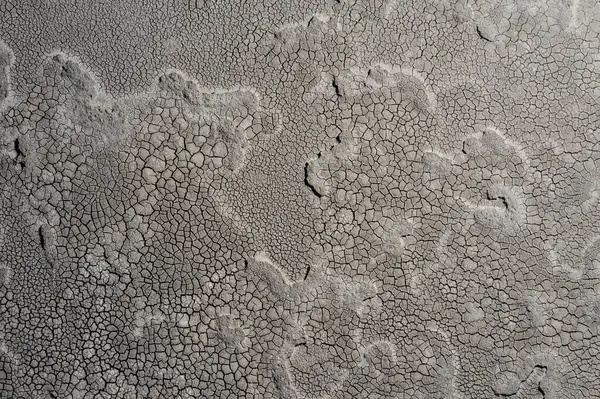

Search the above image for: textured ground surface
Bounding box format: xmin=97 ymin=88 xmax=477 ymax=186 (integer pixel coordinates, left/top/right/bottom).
xmin=1 ymin=0 xmax=600 ymax=398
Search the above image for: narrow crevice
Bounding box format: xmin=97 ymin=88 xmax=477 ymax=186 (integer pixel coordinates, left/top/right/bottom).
xmin=487 ymin=192 xmax=510 ymax=211
xmin=534 ymin=365 xmax=547 ymax=399
xmin=476 ymin=25 xmax=492 ymax=42
xmin=14 ymin=138 xmax=22 ymax=158
xmin=538 ymin=384 xmax=546 ymax=399
xmin=461 ymin=141 xmax=468 ymax=154
xmin=304 ymin=163 xmax=322 ymax=198
xmin=303 ymin=265 xmax=310 ymax=280
xmin=13 ymin=138 xmax=25 ymax=167
xmin=38 ymin=225 xmax=53 ymax=266
xmin=38 ymin=226 xmax=46 ymax=252
xmin=331 ymin=75 xmax=342 ymax=97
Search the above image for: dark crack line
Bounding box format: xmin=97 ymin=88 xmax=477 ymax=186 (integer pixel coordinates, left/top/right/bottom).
xmin=304 ymin=163 xmax=322 ymax=198
xmin=476 ymin=25 xmax=492 ymax=42
xmin=303 ymin=265 xmax=310 ymax=280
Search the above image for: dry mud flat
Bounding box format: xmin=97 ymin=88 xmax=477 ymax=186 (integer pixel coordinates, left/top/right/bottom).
xmin=1 ymin=0 xmax=600 ymax=398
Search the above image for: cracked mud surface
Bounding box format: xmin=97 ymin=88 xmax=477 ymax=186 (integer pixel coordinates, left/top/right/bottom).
xmin=1 ymin=0 xmax=600 ymax=398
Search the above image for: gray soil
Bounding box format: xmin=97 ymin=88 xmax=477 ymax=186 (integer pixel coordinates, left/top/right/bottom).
xmin=0 ymin=0 xmax=600 ymax=398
